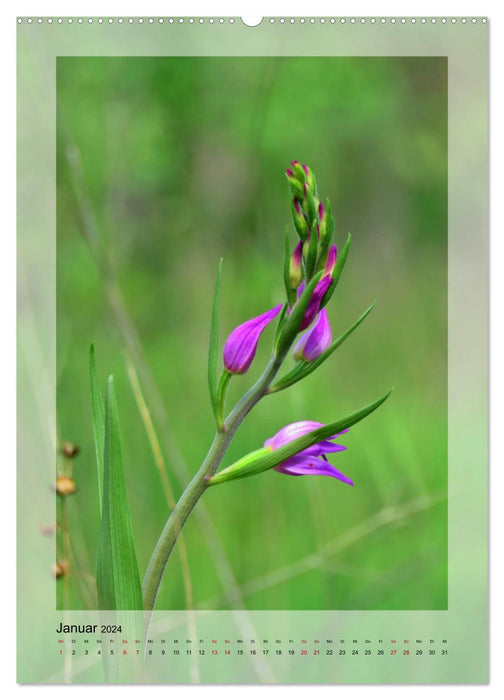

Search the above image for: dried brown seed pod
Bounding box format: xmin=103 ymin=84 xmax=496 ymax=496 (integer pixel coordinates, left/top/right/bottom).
xmin=52 ymin=561 xmax=68 ymax=578
xmin=55 ymin=475 xmax=77 ymax=497
xmin=62 ymin=442 xmax=80 ymax=458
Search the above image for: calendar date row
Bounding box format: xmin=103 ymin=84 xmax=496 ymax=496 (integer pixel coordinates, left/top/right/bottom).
xmin=59 ymin=648 xmax=448 ymax=657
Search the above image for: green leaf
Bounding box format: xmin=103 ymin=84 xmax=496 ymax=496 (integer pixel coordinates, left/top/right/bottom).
xmin=89 ymin=344 xmax=105 ymax=515
xmin=96 ymin=376 xmax=143 ymax=610
xmin=321 ymin=232 xmax=351 ymax=308
xmin=275 ymin=271 xmax=323 ymax=359
xmin=270 ymin=301 xmax=376 ymax=393
xmin=207 ymin=389 xmax=392 ymax=485
xmin=208 ymin=258 xmax=223 ymax=425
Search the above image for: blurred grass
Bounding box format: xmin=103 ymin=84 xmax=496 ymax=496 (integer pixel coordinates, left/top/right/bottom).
xmin=56 ymin=56 xmax=447 ymax=610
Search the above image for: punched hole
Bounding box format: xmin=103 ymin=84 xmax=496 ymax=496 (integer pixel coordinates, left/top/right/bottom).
xmin=241 ymin=16 xmax=263 ymax=27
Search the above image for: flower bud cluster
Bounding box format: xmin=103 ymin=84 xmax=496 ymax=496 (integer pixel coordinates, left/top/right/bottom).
xmin=223 ymin=163 xmax=341 ymax=378
xmin=285 ymin=160 xmax=335 ymax=289
xmin=283 ymin=161 xmax=339 ymax=362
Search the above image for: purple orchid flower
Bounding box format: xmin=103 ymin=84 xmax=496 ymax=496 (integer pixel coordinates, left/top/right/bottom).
xmin=223 ymin=304 xmax=283 ymax=375
xmin=264 ymin=421 xmax=353 ymax=484
xmin=293 ymin=308 xmax=332 ymax=362
xmin=296 ymin=275 xmax=332 ymax=330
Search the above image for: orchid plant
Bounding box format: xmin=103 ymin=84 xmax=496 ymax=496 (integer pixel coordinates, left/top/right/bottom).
xmin=90 ymin=162 xmax=391 ymax=615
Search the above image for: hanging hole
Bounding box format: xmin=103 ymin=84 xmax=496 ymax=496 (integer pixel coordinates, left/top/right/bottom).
xmin=241 ymin=16 xmax=263 ymax=27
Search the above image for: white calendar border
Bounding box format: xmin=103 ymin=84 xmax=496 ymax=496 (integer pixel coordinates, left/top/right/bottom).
xmin=15 ymin=8 xmax=488 ymax=686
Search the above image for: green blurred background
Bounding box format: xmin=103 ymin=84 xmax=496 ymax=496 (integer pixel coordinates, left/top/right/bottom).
xmin=56 ymin=56 xmax=447 ymax=611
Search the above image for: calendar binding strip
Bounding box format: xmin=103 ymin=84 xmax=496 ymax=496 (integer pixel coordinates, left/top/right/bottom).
xmin=16 ymin=16 xmax=489 ymax=25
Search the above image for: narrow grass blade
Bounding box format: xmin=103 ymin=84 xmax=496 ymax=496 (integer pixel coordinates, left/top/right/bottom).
xmin=208 ymin=389 xmax=392 ymax=485
xmin=208 ymin=258 xmax=223 ymax=425
xmin=270 ymin=301 xmax=376 ymax=393
xmin=89 ymin=344 xmax=105 ymax=514
xmin=96 ymin=376 xmax=143 ymax=610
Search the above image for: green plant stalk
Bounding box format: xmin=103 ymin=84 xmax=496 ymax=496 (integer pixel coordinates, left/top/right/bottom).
xmin=142 ymin=355 xmax=282 ymax=612
xmin=143 ymin=269 xmax=343 ymax=611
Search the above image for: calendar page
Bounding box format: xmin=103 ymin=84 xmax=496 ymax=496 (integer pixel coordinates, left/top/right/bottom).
xmin=17 ymin=15 xmax=488 ymax=684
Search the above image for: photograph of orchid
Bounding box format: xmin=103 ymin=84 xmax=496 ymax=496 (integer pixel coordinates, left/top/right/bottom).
xmin=56 ymin=56 xmax=448 ymax=613
xmin=135 ymin=161 xmax=391 ymax=611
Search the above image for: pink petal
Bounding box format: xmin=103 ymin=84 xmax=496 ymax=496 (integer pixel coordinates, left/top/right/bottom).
xmin=274 ymin=455 xmax=353 ymax=485
xmin=223 ymin=304 xmax=282 ymax=374
xmin=293 ymin=308 xmax=332 ymax=362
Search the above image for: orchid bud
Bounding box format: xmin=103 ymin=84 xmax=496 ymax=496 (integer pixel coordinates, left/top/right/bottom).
xmin=318 ymin=198 xmax=334 ymax=262
xmin=223 ymin=304 xmax=282 ymax=375
xmin=285 ymin=168 xmax=304 ymax=201
xmin=296 ymin=275 xmax=332 ymax=331
xmin=324 ymin=244 xmax=338 ymax=277
xmin=317 ymin=202 xmax=327 ymax=241
xmin=302 ymin=163 xmax=317 ymax=193
xmin=276 ymin=272 xmax=324 ymax=358
xmin=303 ymin=183 xmax=318 ymax=227
xmin=290 ymin=160 xmax=307 ymax=183
xmin=318 ymin=198 xmax=334 ymax=239
xmin=291 ymin=198 xmax=310 ymax=241
xmin=293 ymin=308 xmax=332 ymax=362
xmin=289 ymin=241 xmax=303 ymax=290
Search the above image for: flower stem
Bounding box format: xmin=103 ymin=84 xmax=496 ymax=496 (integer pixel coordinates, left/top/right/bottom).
xmin=142 ymin=355 xmax=282 ymax=612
